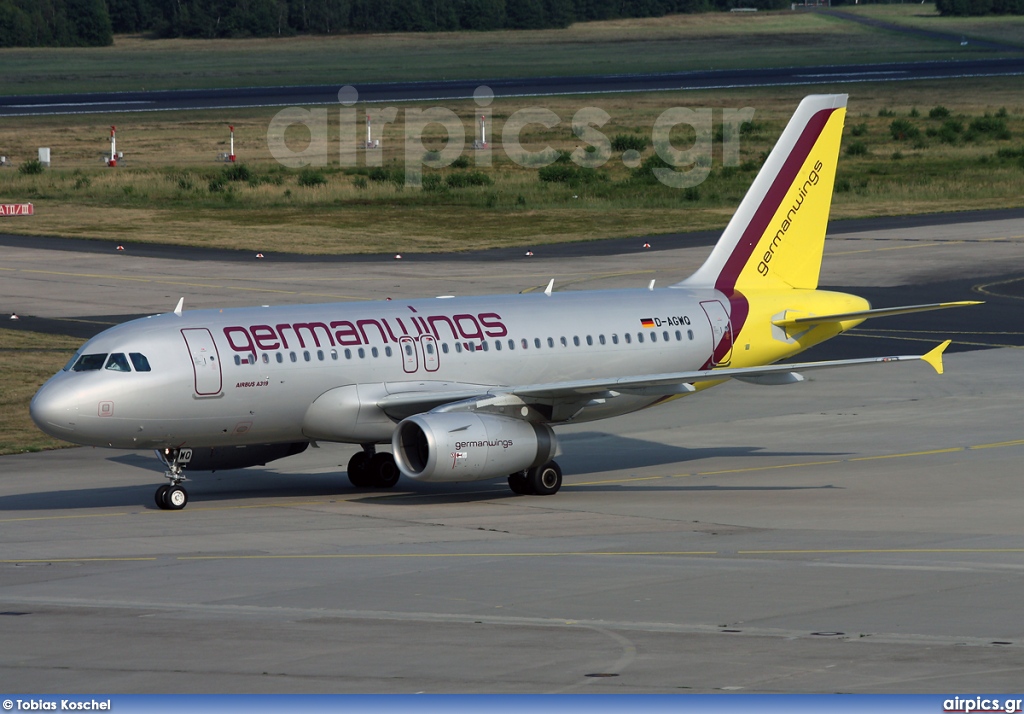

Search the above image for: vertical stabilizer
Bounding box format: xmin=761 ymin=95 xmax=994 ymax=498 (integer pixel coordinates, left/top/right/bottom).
xmin=677 ymin=94 xmax=848 ymax=293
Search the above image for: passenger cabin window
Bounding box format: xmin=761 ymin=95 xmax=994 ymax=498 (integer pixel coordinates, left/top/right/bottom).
xmin=534 ymin=338 xmax=541 ymax=349
xmin=72 ymin=354 xmax=107 ymax=371
xmin=105 ymin=353 xmax=131 ymax=372
xmin=129 ymin=353 xmax=151 ymax=372
xmin=572 ymin=336 xmax=580 ymax=347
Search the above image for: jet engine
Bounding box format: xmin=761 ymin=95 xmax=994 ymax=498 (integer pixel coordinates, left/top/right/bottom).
xmin=392 ymin=412 xmax=556 ymax=483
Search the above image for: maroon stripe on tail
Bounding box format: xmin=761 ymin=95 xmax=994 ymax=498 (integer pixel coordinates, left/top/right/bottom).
xmin=715 ymin=107 xmax=836 ymax=295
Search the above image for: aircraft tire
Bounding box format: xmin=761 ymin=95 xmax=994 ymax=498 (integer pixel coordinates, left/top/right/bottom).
xmin=526 ymin=461 xmax=562 ymax=496
xmin=507 ymin=472 xmax=532 ymax=495
xmin=369 ymin=452 xmax=400 ymax=488
xmin=165 ymin=485 xmax=188 ymax=510
xmin=155 ymin=484 xmax=170 ymax=510
xmin=347 ymin=451 xmax=374 ymax=488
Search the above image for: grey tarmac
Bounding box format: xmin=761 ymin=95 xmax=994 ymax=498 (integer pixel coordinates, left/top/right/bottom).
xmin=1 ymin=214 xmax=1024 ymax=692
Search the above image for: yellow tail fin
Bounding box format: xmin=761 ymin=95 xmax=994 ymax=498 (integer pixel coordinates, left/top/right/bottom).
xmin=679 ymin=95 xmax=848 ymax=293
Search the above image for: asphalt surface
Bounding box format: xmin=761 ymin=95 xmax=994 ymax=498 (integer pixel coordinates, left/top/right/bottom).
xmin=2 ymin=58 xmax=1023 ymax=117
xmin=2 ymin=212 xmax=1024 ymax=692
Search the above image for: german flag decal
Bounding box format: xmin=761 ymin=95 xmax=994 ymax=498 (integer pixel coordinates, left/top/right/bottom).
xmin=640 ymin=318 xmax=656 ymax=328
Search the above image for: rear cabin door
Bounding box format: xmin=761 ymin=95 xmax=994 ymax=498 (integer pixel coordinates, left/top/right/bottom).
xmin=421 ymin=335 xmax=439 ymax=372
xmin=181 ymin=328 xmax=223 ymax=396
xmin=700 ymin=300 xmax=734 ymax=367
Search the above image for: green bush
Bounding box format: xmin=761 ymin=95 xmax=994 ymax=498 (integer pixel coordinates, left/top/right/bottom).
xmin=909 ymin=108 xmax=920 ymax=118
xmin=969 ymin=115 xmax=1011 ymax=140
xmin=368 ymin=166 xmax=405 ymax=184
xmin=538 ymin=163 xmax=600 ymax=185
xmin=937 ymin=119 xmax=963 ymax=144
xmin=223 ymin=163 xmax=251 ymax=181
xmin=890 ymin=118 xmax=921 ymax=141
xmin=878 ymin=108 xmax=896 ymax=118
xmin=845 ymin=141 xmax=868 ymax=156
xmin=422 ymin=174 xmax=445 ymax=192
xmin=929 ymin=106 xmax=951 ymax=119
xmin=451 ymin=155 xmax=471 ymax=169
xmin=208 ymin=177 xmax=225 ymax=193
xmin=850 ymin=123 xmax=868 ymax=137
xmin=611 ymin=133 xmax=648 ymax=152
xmin=297 ymin=167 xmax=327 ymax=187
xmin=445 ymin=171 xmax=492 ymax=188
xmin=18 ymin=159 xmax=44 ymax=175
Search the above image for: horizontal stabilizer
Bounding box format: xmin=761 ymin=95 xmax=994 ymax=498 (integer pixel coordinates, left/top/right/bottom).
xmin=772 ymin=301 xmax=982 ymax=328
xmin=921 ymin=339 xmax=951 ymax=375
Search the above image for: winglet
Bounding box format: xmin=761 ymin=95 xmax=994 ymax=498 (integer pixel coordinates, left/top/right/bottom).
xmin=544 ymin=279 xmax=554 ymax=296
xmin=173 ymin=297 xmax=184 ymax=317
xmin=921 ymin=340 xmax=951 ymax=375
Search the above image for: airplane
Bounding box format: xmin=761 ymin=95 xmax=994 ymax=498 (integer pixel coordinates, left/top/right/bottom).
xmin=30 ymin=94 xmax=978 ymax=510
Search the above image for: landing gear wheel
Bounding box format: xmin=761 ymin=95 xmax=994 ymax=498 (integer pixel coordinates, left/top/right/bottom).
xmin=526 ymin=461 xmax=562 ymax=496
xmin=347 ymin=451 xmax=374 ymax=488
xmin=165 ymin=485 xmax=188 ymax=510
xmin=155 ymin=484 xmax=170 ymax=509
xmin=369 ymin=452 xmax=400 ymax=488
xmin=508 ymin=472 xmax=532 ymax=495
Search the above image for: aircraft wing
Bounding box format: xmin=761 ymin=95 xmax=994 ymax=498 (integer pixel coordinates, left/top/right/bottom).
xmin=377 ymin=341 xmax=951 ymax=418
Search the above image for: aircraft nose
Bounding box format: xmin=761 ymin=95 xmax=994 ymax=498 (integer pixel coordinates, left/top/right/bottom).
xmin=30 ymin=378 xmax=79 ymax=438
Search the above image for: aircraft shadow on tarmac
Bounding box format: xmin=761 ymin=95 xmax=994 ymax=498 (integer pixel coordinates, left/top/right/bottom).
xmin=0 ymin=433 xmax=843 ymax=511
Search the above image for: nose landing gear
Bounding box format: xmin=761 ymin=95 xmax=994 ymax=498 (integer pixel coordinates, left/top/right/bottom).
xmin=155 ymin=448 xmax=191 ymax=510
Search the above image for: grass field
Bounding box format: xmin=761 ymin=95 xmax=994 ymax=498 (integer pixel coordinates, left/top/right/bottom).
xmin=0 ymin=78 xmax=1021 ymax=254
xmin=0 ymin=7 xmax=1016 ymax=96
xmin=0 ymin=330 xmax=79 ymax=456
xmin=841 ymin=4 xmax=1024 ymax=48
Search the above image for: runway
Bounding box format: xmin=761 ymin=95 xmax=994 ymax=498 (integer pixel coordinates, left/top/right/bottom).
xmin=2 ymin=214 xmax=1024 ymax=692
xmin=2 ymin=57 xmax=1023 ymax=116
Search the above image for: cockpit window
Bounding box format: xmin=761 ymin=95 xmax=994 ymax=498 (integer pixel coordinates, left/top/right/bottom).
xmin=105 ymin=353 xmax=131 ymax=372
xmin=63 ymin=350 xmax=83 ymax=371
xmin=72 ymin=353 xmax=107 ymax=372
xmin=129 ymin=353 xmax=151 ymax=372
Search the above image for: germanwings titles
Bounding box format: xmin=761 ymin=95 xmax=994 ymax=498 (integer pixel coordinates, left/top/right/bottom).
xmin=31 ymin=95 xmax=977 ymax=509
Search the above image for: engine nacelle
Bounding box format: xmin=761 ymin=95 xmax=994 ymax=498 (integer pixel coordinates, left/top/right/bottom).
xmin=392 ymin=412 xmax=556 ymax=483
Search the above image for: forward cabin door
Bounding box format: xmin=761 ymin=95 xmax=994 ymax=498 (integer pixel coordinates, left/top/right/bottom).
xmin=399 ymin=336 xmax=419 ymax=374
xmin=700 ymin=300 xmax=733 ymax=367
xmin=181 ymin=328 xmax=223 ymax=396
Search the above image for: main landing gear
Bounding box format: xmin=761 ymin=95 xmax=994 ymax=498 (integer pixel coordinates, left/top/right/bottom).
xmin=508 ymin=461 xmax=562 ymax=496
xmin=155 ymin=447 xmax=190 ymax=510
xmin=347 ymin=445 xmax=401 ymax=489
